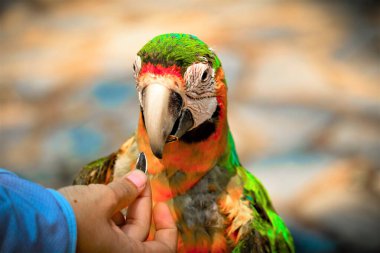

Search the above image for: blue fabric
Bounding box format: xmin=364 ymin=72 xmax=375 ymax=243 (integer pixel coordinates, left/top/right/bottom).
xmin=0 ymin=169 xmax=77 ymax=253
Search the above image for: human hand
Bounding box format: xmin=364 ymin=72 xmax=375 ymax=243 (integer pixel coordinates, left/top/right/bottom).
xmin=59 ymin=170 xmax=177 ymax=253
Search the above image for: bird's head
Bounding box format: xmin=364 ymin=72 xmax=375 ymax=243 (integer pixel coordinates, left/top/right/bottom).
xmin=134 ymin=33 xmax=227 ymax=159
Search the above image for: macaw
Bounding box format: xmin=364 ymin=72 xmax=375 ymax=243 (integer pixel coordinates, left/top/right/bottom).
xmin=74 ymin=33 xmax=294 ymax=253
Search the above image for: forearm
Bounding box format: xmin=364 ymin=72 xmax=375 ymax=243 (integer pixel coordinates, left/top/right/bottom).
xmin=0 ymin=169 xmax=76 ymax=253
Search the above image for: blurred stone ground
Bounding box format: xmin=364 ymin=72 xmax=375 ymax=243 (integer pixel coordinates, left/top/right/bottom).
xmin=0 ymin=0 xmax=379 ymax=252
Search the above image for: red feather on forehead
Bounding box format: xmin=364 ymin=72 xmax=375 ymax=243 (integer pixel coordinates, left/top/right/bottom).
xmin=140 ymin=62 xmax=183 ymax=79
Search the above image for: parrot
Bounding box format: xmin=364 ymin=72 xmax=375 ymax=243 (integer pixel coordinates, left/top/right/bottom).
xmin=73 ymin=33 xmax=295 ymax=253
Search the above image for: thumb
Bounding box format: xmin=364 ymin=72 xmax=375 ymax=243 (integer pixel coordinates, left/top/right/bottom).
xmin=106 ymin=170 xmax=147 ymax=215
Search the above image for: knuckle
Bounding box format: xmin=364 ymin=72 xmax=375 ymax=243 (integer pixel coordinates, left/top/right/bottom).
xmin=108 ymin=178 xmax=136 ymax=203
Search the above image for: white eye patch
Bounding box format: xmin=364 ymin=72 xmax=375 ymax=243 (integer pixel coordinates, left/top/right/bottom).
xmin=184 ymin=62 xmax=215 ymax=99
xmin=186 ymin=96 xmax=217 ymax=129
xmin=133 ymin=56 xmax=142 ymax=80
xmin=184 ymin=62 xmax=217 ymax=129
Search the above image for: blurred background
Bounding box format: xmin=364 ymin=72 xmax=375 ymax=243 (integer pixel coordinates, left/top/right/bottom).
xmin=1 ymin=0 xmax=379 ymax=252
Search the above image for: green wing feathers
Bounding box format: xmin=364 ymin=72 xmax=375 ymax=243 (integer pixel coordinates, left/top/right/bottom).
xmin=72 ymin=153 xmax=116 ymax=185
xmin=72 ymin=136 xmax=137 ymax=185
xmin=234 ymin=167 xmax=295 ymax=253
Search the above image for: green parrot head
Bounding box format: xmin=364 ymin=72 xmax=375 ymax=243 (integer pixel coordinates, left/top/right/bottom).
xmin=133 ymin=33 xmax=227 ymax=159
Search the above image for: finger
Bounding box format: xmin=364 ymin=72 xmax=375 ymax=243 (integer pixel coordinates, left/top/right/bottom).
xmin=106 ymin=170 xmax=147 ymax=215
xmin=112 ymin=211 xmax=126 ymax=226
xmin=152 ymin=202 xmax=178 ymax=252
xmin=122 ymin=180 xmax=152 ymax=241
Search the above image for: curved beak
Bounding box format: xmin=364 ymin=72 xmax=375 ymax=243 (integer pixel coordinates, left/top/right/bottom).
xmin=142 ymin=83 xmax=193 ymax=159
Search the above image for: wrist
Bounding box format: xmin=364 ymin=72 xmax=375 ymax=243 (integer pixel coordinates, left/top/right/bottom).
xmin=49 ymin=189 xmax=78 ymax=253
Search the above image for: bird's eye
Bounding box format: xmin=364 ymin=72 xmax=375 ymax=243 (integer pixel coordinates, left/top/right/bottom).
xmin=133 ymin=56 xmax=142 ymax=79
xmin=184 ymin=63 xmax=213 ymax=90
xmin=201 ymin=69 xmax=209 ymax=82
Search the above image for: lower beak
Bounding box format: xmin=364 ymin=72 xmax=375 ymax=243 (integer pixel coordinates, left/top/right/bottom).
xmin=142 ymin=84 xmax=193 ymax=159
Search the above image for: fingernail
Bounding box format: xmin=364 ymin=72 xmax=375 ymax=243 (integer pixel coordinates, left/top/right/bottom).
xmin=126 ymin=170 xmax=147 ymax=191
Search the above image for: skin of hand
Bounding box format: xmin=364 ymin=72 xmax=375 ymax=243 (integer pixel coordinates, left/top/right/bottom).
xmin=59 ymin=170 xmax=178 ymax=253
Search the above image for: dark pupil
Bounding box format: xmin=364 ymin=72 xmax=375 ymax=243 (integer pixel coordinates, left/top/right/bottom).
xmin=133 ymin=64 xmax=136 ymax=72
xmin=201 ymin=70 xmax=208 ymax=81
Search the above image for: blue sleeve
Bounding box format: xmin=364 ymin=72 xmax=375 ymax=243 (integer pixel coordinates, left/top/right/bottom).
xmin=0 ymin=169 xmax=77 ymax=253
